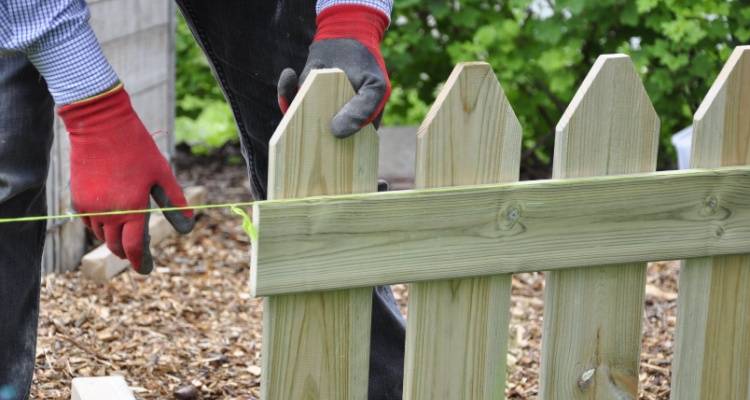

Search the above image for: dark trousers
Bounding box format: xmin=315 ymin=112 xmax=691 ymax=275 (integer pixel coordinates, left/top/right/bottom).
xmin=0 ymin=54 xmax=54 ymax=400
xmin=175 ymin=2 xmax=405 ymax=398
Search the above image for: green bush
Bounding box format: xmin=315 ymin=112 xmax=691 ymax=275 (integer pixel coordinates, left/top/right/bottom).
xmin=174 ymin=12 xmax=238 ymax=155
xmin=383 ymin=0 xmax=748 ymax=174
xmin=175 ymin=1 xmax=748 ymax=172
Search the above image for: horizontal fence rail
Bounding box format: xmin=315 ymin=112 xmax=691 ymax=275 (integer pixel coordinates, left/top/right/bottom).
xmin=251 ymin=166 xmax=750 ymax=296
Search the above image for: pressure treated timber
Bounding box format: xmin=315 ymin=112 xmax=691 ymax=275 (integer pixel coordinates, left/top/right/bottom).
xmin=540 ymin=54 xmax=659 ymax=399
xmin=258 ymin=69 xmax=378 ymax=400
xmin=404 ymin=62 xmax=521 ymax=400
xmin=251 ymin=165 xmax=750 ymax=296
xmin=671 ymin=46 xmax=750 ymax=400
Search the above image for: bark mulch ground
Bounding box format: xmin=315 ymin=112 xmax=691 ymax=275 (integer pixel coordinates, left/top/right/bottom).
xmin=30 ymin=148 xmax=679 ymax=399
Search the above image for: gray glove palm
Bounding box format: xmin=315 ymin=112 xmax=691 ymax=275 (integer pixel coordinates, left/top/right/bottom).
xmin=277 ymin=5 xmax=391 ymax=138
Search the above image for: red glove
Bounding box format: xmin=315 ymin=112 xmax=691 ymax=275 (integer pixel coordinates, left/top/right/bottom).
xmin=58 ymin=85 xmax=193 ymax=274
xmin=277 ymin=5 xmax=391 ymax=137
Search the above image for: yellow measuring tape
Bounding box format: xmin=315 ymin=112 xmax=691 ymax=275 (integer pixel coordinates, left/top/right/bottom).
xmin=0 ymin=202 xmax=258 ymax=242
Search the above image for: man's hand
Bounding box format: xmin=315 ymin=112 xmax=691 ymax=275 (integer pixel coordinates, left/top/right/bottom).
xmin=277 ymin=5 xmax=391 ymax=138
xmin=58 ymin=85 xmax=194 ymax=274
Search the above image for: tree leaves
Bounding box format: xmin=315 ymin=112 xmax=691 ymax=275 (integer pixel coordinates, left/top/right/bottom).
xmin=382 ymin=0 xmax=745 ymax=173
xmin=172 ymin=1 xmax=744 ymax=172
xmin=174 ymin=13 xmax=238 ymax=154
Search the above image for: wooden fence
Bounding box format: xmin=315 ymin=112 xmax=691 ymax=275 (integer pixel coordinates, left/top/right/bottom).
xmin=250 ymin=45 xmax=750 ymax=399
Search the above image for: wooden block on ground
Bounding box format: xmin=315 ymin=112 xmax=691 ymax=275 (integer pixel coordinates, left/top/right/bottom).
xmin=71 ymin=376 xmax=135 ymax=400
xmin=80 ymin=245 xmax=130 ymax=283
xmin=80 ymin=186 xmax=206 ymax=282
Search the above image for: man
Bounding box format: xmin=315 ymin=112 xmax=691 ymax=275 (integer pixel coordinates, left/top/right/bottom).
xmin=0 ymin=1 xmax=404 ymax=399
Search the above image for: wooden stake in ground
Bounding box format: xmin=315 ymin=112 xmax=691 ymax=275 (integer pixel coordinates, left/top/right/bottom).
xmin=671 ymin=45 xmax=750 ymax=400
xmin=404 ymin=62 xmax=521 ymax=399
xmin=540 ymin=54 xmax=659 ymax=399
xmin=251 ymin=166 xmax=750 ymax=295
xmin=255 ymin=69 xmax=379 ymax=400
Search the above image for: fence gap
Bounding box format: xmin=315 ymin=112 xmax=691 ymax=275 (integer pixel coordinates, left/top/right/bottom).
xmin=671 ymin=45 xmax=750 ymax=400
xmin=540 ymin=54 xmax=659 ymax=399
xmin=257 ymin=69 xmax=379 ymax=400
xmin=404 ymin=62 xmax=522 ymax=399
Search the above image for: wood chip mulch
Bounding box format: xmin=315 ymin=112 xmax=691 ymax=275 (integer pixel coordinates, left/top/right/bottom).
xmin=32 ymin=206 xmax=258 ymax=399
xmin=30 ymin=153 xmax=680 ymax=399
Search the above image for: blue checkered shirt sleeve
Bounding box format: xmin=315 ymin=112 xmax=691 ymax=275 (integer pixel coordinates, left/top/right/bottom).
xmin=316 ymin=0 xmax=393 ymax=18
xmin=0 ymin=0 xmax=119 ymax=104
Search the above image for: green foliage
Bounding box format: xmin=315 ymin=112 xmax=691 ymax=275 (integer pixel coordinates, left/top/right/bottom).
xmin=175 ymin=100 xmax=237 ymax=155
xmin=174 ymin=12 xmax=237 ymax=154
xmin=382 ymin=0 xmax=746 ymax=173
xmin=175 ymin=2 xmax=746 ymax=172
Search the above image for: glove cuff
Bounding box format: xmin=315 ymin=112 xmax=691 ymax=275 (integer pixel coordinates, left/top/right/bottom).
xmin=58 ymin=85 xmax=135 ymax=134
xmin=314 ymin=5 xmax=389 ymax=50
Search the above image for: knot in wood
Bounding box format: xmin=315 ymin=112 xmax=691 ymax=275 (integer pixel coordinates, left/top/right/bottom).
xmin=703 ymin=195 xmax=719 ymax=215
xmin=507 ymin=207 xmax=521 ymax=223
xmin=496 ymin=201 xmax=524 ymax=233
xmin=578 ymin=368 xmax=596 ymax=391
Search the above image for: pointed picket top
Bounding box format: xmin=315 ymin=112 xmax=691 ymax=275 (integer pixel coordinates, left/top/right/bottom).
xmin=416 ymin=62 xmax=522 ymax=188
xmin=554 ymin=54 xmax=660 ymax=178
xmin=671 ymin=46 xmax=750 ymax=400
xmin=692 ymin=46 xmax=750 ymax=168
xmin=267 ymin=68 xmax=379 ymax=200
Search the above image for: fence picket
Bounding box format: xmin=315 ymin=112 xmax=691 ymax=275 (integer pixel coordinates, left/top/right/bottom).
xmin=257 ymin=69 xmax=378 ymax=400
xmin=671 ymin=45 xmax=750 ymax=400
xmin=404 ymin=62 xmax=522 ymax=399
xmin=540 ymin=55 xmax=659 ymax=399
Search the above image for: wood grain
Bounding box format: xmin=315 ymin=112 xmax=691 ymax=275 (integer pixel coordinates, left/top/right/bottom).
xmin=404 ymin=62 xmax=521 ymax=399
xmin=540 ymin=54 xmax=659 ymax=400
xmin=251 ymin=165 xmax=750 ymax=296
xmin=671 ymin=45 xmax=750 ymax=400
xmin=257 ymin=69 xmax=378 ymax=400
